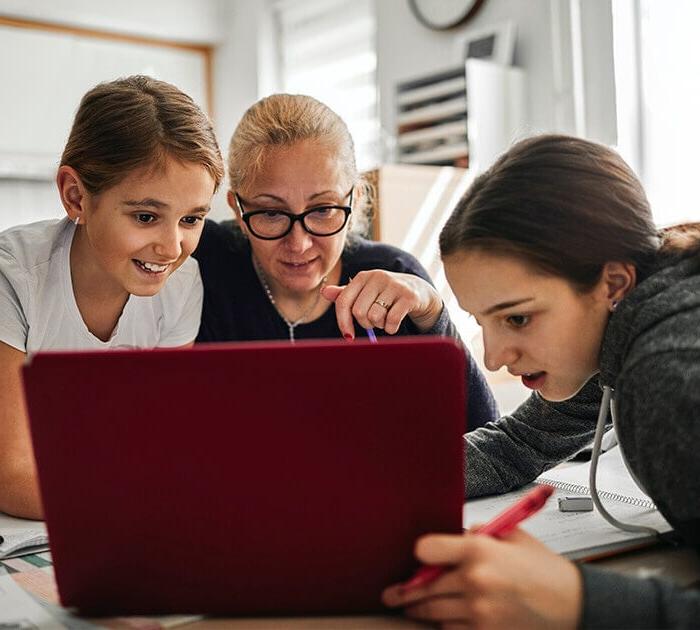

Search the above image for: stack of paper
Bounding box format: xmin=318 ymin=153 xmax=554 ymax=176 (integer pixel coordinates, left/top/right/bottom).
xmin=0 ymin=512 xmax=48 ymax=559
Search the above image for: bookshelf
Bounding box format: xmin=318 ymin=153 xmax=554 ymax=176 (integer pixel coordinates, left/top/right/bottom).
xmin=395 ymin=60 xmax=526 ymax=170
xmin=396 ymin=68 xmax=468 ymax=167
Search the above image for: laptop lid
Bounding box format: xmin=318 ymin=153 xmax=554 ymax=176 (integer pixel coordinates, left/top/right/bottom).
xmin=23 ymin=338 xmax=465 ymax=616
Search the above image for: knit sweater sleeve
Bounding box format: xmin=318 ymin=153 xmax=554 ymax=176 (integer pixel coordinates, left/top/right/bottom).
xmin=464 ymin=376 xmax=603 ymax=497
xmin=579 ymin=565 xmax=700 ymax=629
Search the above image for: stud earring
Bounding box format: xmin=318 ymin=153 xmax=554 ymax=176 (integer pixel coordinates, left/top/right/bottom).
xmin=610 ymin=300 xmax=619 ymax=312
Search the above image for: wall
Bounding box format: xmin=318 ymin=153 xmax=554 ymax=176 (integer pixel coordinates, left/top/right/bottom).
xmin=0 ymin=0 xmax=256 ymax=222
xmin=0 ymin=0 xmax=224 ymax=44
xmin=0 ymin=0 xmax=618 ymax=223
xmin=375 ymin=0 xmax=617 ymax=156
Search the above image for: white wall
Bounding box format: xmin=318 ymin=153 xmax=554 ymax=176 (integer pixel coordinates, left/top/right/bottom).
xmin=209 ymin=0 xmax=279 ymax=221
xmin=0 ymin=0 xmax=618 ymax=227
xmin=376 ymin=0 xmax=617 ymax=154
xmin=0 ymin=0 xmax=225 ymax=44
xmin=0 ymin=0 xmax=251 ymax=223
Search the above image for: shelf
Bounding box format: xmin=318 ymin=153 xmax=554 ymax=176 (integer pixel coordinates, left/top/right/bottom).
xmin=399 ymin=142 xmax=469 ymax=164
xmin=397 ymin=97 xmax=466 ymax=127
xmin=397 ymin=77 xmax=466 ymax=107
xmin=397 ymin=120 xmax=467 ymax=147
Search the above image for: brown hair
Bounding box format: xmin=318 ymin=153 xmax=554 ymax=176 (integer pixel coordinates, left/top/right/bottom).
xmin=439 ymin=134 xmax=700 ymax=289
xmin=60 ymin=75 xmax=224 ymax=195
xmin=228 ymin=93 xmax=370 ymax=235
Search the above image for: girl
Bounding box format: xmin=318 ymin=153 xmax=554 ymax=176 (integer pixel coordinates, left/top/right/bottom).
xmin=382 ymin=135 xmax=700 ymax=628
xmin=193 ymin=93 xmax=498 ymax=430
xmin=0 ymin=75 xmax=224 ymax=519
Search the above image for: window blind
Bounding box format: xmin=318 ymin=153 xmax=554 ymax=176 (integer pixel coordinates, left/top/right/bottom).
xmin=273 ymin=0 xmax=379 ymax=170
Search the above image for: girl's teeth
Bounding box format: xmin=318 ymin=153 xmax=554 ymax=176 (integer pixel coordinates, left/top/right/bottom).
xmin=137 ymin=260 xmax=167 ymax=272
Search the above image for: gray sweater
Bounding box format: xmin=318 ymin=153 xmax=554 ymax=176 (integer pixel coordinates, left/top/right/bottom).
xmin=465 ymin=254 xmax=700 ymax=628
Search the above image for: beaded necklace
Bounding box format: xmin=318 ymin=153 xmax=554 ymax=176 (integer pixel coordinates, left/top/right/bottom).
xmin=252 ymin=256 xmax=326 ymax=343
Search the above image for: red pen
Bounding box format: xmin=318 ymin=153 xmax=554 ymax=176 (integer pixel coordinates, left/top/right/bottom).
xmin=400 ymin=484 xmax=554 ymax=592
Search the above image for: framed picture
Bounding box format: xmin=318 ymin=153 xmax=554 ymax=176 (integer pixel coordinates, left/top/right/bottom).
xmin=454 ymin=21 xmax=516 ymax=65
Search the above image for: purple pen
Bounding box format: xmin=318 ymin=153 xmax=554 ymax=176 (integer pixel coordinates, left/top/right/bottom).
xmin=366 ymin=328 xmax=378 ymax=343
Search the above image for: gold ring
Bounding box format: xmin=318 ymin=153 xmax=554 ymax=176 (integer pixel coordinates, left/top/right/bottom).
xmin=374 ymin=299 xmax=391 ymax=310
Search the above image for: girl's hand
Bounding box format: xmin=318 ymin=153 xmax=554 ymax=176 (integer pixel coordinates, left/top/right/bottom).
xmin=321 ymin=270 xmax=443 ymax=339
xmin=382 ymin=528 xmax=583 ymax=630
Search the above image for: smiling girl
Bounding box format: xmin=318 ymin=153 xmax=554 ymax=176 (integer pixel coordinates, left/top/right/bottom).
xmin=383 ymin=135 xmax=700 ymax=628
xmin=0 ymin=76 xmax=224 ymax=519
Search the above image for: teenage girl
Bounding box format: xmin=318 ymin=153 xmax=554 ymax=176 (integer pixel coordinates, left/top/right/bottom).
xmin=383 ymin=135 xmax=700 ymax=628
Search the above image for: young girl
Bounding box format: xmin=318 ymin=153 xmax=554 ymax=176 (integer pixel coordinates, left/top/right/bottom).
xmin=0 ymin=76 xmax=224 ymax=519
xmin=382 ymin=135 xmax=700 ymax=628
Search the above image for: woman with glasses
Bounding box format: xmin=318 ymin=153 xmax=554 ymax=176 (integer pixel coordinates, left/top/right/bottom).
xmin=192 ymin=93 xmax=498 ymax=430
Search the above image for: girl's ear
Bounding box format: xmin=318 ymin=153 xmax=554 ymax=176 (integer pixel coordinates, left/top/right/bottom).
xmin=599 ymin=261 xmax=637 ymax=312
xmin=57 ymin=166 xmax=88 ymax=224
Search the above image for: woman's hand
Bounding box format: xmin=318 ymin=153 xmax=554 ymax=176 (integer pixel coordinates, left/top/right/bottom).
xmin=321 ymin=270 xmax=443 ymax=338
xmin=382 ymin=528 xmax=583 ymax=630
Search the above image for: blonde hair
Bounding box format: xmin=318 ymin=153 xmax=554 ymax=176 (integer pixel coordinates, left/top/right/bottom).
xmin=228 ymin=94 xmax=370 ymax=235
xmin=61 ymin=75 xmax=224 ymax=194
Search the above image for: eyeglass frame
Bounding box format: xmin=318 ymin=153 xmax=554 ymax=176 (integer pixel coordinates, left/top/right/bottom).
xmin=234 ymin=189 xmax=353 ymax=240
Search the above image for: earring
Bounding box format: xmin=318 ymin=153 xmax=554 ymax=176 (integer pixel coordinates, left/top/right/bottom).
xmin=610 ymin=300 xmax=619 ymax=312
xmin=74 ymin=216 xmax=80 ymax=226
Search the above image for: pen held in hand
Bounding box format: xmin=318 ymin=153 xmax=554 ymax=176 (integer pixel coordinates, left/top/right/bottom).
xmin=399 ymin=484 xmax=555 ymax=592
xmin=366 ymin=328 xmax=377 ymax=343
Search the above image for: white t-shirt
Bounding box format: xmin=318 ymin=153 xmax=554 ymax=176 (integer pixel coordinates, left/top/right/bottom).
xmin=0 ymin=217 xmax=203 ymax=354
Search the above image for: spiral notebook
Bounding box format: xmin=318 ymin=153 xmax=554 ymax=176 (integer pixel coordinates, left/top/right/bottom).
xmin=465 ymin=446 xmax=672 ymax=561
xmin=537 ymin=446 xmax=656 ymax=509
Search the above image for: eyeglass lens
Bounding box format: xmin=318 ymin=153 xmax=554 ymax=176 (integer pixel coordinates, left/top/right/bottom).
xmin=248 ymin=207 xmax=348 ymax=238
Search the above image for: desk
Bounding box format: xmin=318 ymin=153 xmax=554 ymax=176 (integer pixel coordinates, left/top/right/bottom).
xmin=594 ymin=541 xmax=700 ymax=588
xmin=2 ymin=540 xmax=699 ymax=628
xmin=182 ymin=543 xmax=700 ymax=629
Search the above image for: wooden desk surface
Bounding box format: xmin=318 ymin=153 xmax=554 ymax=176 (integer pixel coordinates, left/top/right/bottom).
xmin=183 ymin=542 xmax=700 ymax=629
xmin=2 ymin=540 xmax=698 ymax=629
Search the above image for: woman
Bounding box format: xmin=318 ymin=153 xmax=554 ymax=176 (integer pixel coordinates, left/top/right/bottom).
xmin=382 ymin=135 xmax=700 ymax=628
xmin=193 ymin=94 xmax=497 ymax=430
xmin=0 ymin=76 xmax=224 ymax=519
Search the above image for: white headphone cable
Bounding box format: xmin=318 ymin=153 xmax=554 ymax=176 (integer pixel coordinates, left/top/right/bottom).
xmin=589 ymin=385 xmax=660 ymax=535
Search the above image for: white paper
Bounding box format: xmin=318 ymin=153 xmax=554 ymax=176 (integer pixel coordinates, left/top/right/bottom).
xmin=537 ymin=446 xmax=654 ymax=507
xmin=0 ymin=573 xmax=66 ymax=629
xmin=0 ymin=512 xmax=48 ymax=559
xmin=464 ymin=484 xmax=671 ymax=559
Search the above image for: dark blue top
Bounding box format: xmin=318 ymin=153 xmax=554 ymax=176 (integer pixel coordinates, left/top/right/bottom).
xmin=193 ymin=219 xmax=499 ymax=431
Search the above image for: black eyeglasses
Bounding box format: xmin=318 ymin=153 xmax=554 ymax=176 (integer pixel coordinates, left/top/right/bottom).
xmin=234 ymin=190 xmax=353 ymax=240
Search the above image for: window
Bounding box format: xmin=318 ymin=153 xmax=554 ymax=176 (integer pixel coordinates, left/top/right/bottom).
xmin=613 ymin=0 xmax=700 ymax=226
xmin=272 ymin=0 xmax=379 ymax=171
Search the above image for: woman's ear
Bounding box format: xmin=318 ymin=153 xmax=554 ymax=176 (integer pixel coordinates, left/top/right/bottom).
xmin=599 ymin=262 xmax=637 ymax=312
xmin=57 ymin=166 xmax=88 ymax=224
xmin=227 ymin=190 xmax=245 ymax=228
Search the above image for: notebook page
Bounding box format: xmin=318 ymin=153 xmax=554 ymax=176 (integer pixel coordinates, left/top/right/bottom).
xmin=0 ymin=512 xmax=48 ymax=559
xmin=464 ymin=484 xmax=671 ymax=559
xmin=536 ymin=446 xmax=654 ymax=508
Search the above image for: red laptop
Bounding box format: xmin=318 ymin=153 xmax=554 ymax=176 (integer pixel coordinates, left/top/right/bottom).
xmin=23 ymin=338 xmax=465 ymax=616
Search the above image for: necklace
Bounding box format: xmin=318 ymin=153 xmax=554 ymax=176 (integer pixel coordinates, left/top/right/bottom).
xmin=252 ymin=256 xmax=326 ymax=343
